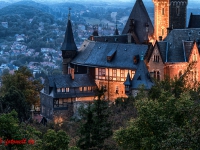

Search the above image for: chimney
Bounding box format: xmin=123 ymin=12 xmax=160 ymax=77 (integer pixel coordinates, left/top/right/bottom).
xmin=159 ymin=36 xmax=162 ymax=41
xmin=71 ymin=68 xmax=74 ymax=80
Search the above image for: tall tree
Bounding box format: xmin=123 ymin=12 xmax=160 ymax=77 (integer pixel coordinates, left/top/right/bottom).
xmin=2 ymin=86 xmax=30 ymax=121
xmin=0 ymin=66 xmax=43 ymax=105
xmin=77 ymin=87 xmax=112 ymax=150
xmin=77 ymin=103 xmax=94 ymax=149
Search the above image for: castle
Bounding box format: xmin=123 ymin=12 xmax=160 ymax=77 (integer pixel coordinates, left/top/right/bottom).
xmin=40 ymin=0 xmax=200 ymax=120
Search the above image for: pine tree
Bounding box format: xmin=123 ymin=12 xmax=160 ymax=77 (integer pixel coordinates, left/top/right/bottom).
xmin=77 ymin=103 xmax=94 ymax=149
xmin=77 ymin=87 xmax=113 ymax=150
xmin=91 ymin=98 xmax=113 ymax=150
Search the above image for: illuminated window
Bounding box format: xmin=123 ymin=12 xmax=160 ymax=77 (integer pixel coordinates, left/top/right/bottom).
xmin=99 ymin=68 xmax=105 ymax=76
xmin=162 ymin=28 xmax=164 ymax=36
xmin=113 ymin=69 xmax=117 ymax=77
xmin=62 ymin=88 xmax=65 ymax=92
xmin=120 ymin=70 xmax=125 ymax=78
xmin=88 ymin=86 xmax=92 ymax=91
xmin=79 ymin=87 xmax=83 ymax=91
xmin=131 ymin=70 xmax=135 ymax=79
xmin=83 ymin=87 xmax=87 ymax=91
xmin=193 ymin=54 xmax=197 ymax=62
xmin=66 ymin=88 xmax=69 ymax=92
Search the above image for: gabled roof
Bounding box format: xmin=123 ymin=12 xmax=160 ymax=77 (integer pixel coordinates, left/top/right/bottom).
xmin=71 ymin=40 xmax=149 ymax=69
xmin=188 ymin=13 xmax=200 ymax=28
xmin=147 ymin=41 xmax=166 ymax=63
xmin=163 ymin=28 xmax=200 ymax=62
xmin=131 ymin=55 xmax=153 ymax=90
xmin=60 ymin=17 xmax=77 ymax=51
xmin=47 ymin=74 xmax=96 ymax=88
xmin=122 ymin=0 xmax=154 ymax=43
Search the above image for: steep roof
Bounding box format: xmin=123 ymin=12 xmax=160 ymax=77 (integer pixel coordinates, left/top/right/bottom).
xmin=124 ymin=72 xmax=132 ymax=86
xmin=122 ymin=0 xmax=154 ymax=43
xmin=157 ymin=41 xmax=167 ymax=63
xmin=71 ymin=40 xmax=149 ymax=69
xmin=60 ymin=16 xmax=77 ymax=51
xmin=188 ymin=13 xmax=200 ymax=28
xmin=131 ymin=55 xmax=153 ymax=90
xmin=163 ymin=28 xmax=200 ymax=62
xmin=47 ymin=74 xmax=96 ymax=88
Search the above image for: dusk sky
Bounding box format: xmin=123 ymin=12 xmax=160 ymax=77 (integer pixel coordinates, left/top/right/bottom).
xmin=0 ymin=0 xmax=198 ymax=2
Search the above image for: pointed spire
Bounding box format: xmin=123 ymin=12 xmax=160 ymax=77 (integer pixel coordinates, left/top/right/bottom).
xmin=114 ymin=20 xmax=119 ymax=35
xmin=68 ymin=7 xmax=71 ymax=20
xmin=60 ymin=8 xmax=77 ymax=51
xmin=124 ymin=71 xmax=132 ymax=86
xmin=131 ymin=54 xmax=154 ymax=90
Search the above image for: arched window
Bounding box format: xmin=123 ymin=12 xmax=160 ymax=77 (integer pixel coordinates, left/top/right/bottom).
xmin=157 ymin=71 xmax=160 ymax=81
xmin=154 ymin=70 xmax=156 ymax=79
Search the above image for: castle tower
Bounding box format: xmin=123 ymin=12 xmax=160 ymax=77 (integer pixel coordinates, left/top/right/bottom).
xmin=153 ymin=0 xmax=188 ymax=40
xmin=61 ymin=8 xmax=77 ymax=75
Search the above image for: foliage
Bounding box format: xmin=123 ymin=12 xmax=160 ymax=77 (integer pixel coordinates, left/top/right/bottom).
xmin=0 ymin=66 xmax=43 ymax=105
xmin=77 ymin=87 xmax=113 ymax=150
xmin=0 ymin=110 xmax=41 ymax=150
xmin=77 ymin=103 xmax=94 ymax=149
xmin=41 ymin=129 xmax=70 ymax=150
xmin=114 ymin=63 xmax=200 ymax=150
xmin=1 ymin=86 xmax=30 ymax=121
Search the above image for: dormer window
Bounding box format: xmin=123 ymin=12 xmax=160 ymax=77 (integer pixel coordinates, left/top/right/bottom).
xmin=88 ymin=86 xmax=92 ymax=91
xmin=79 ymin=87 xmax=83 ymax=92
xmin=83 ymin=87 xmax=87 ymax=91
xmin=66 ymin=88 xmax=69 ymax=92
xmin=57 ymin=88 xmax=61 ymax=93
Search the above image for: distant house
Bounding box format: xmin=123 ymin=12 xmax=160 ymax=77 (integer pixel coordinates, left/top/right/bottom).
xmin=1 ymin=22 xmax=8 ymax=28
